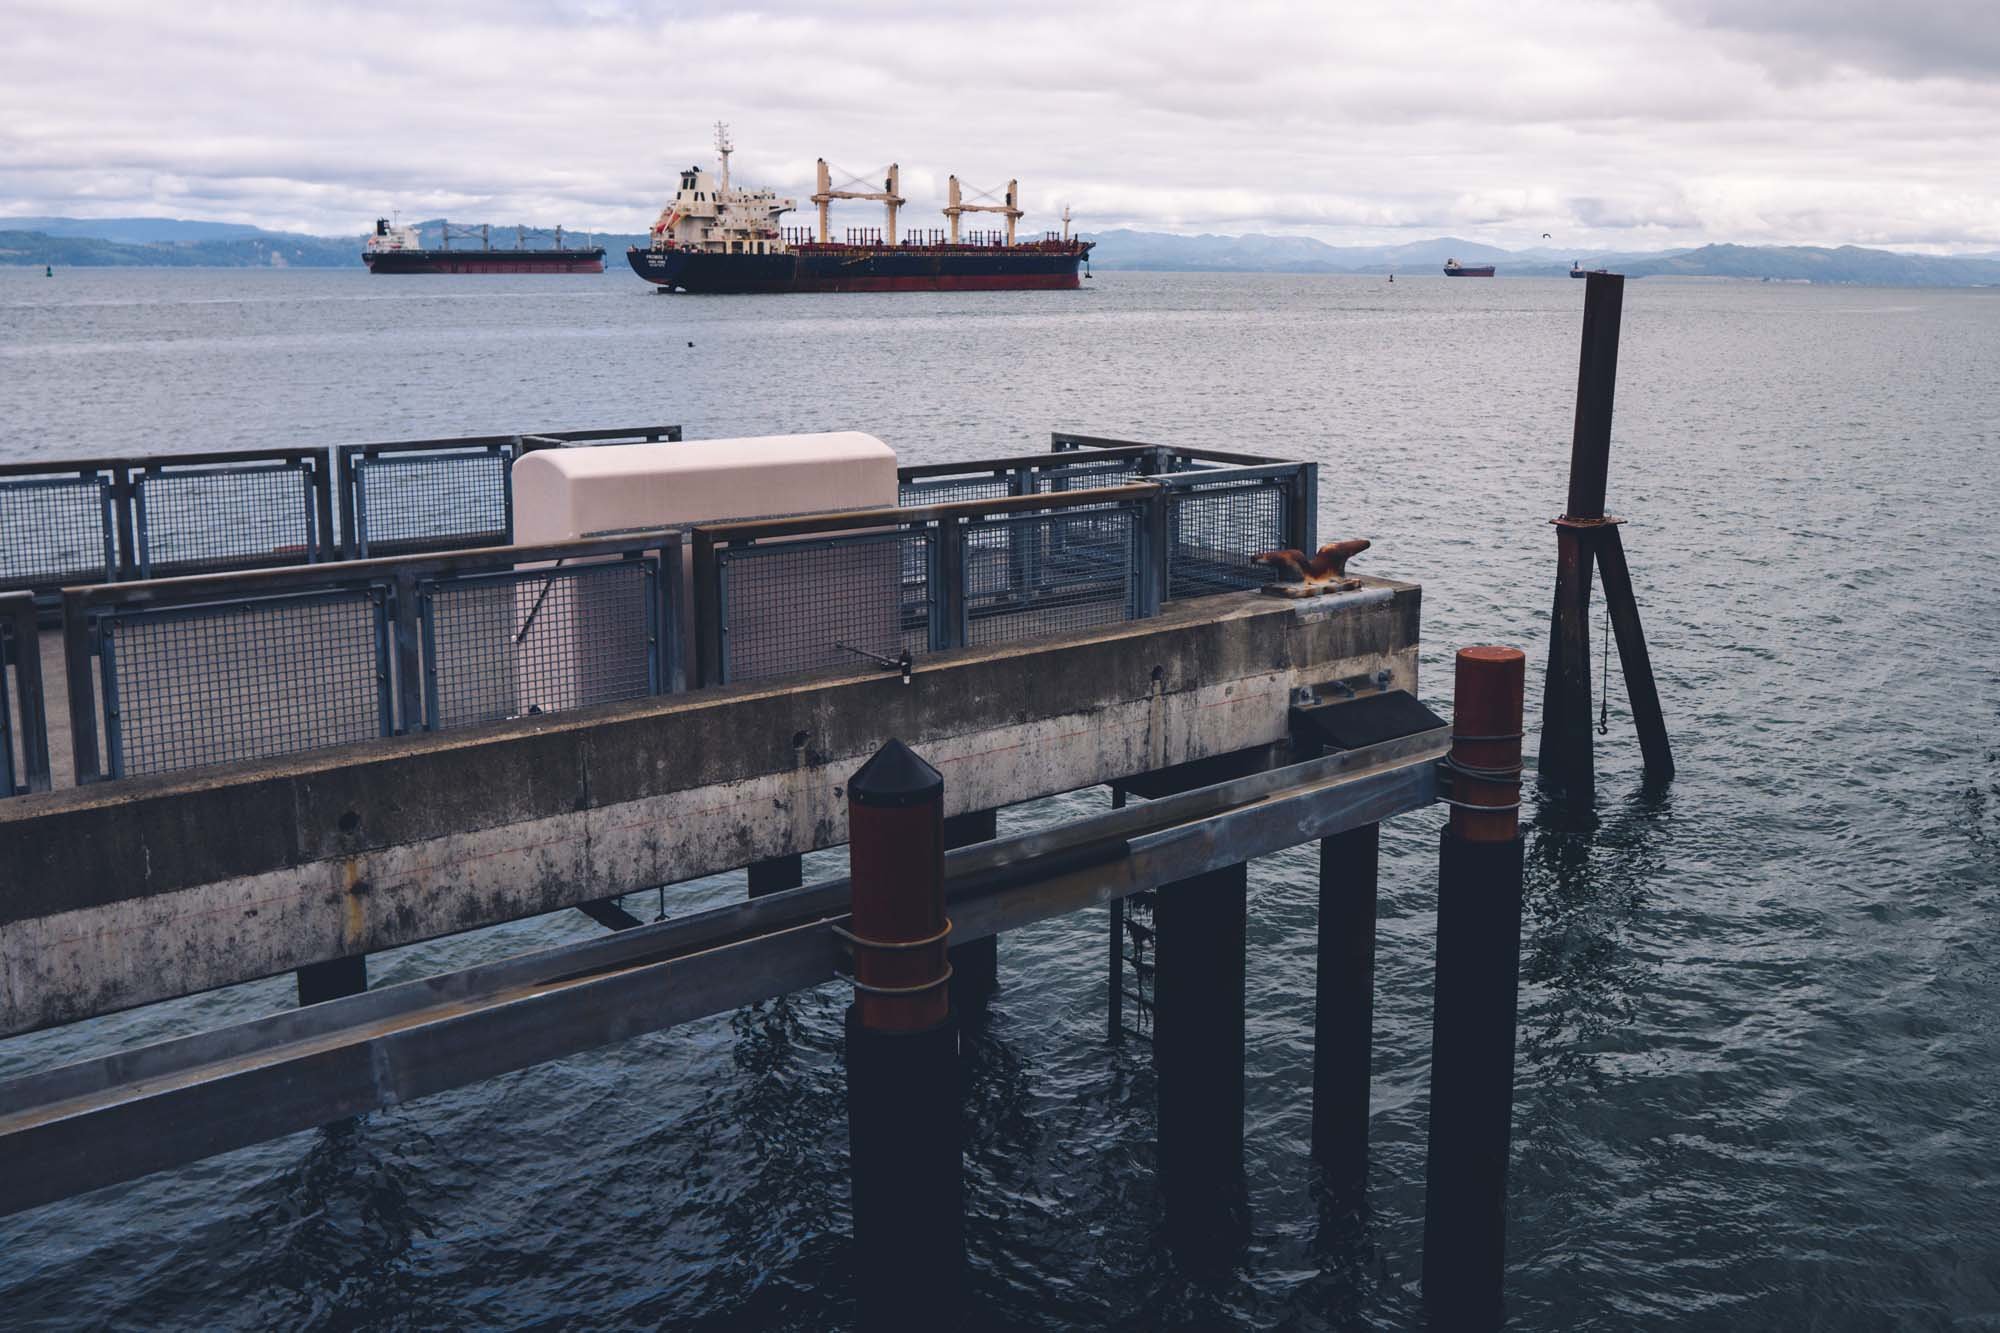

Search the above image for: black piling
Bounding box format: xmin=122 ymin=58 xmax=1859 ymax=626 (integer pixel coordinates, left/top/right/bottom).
xmin=1312 ymin=821 xmax=1379 ymax=1198
xmin=295 ymin=954 xmax=366 ymax=1006
xmin=1422 ymin=647 xmax=1527 ymax=1330
xmin=944 ymin=808 xmax=1000 ymax=1011
xmin=843 ymin=739 xmax=964 ymax=1330
xmin=1539 ymin=270 xmax=1674 ymax=797
xmin=1153 ymin=861 xmax=1249 ymax=1254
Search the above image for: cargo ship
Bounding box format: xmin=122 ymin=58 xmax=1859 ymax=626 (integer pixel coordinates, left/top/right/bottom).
xmin=363 ymin=218 xmax=605 ymax=274
xmin=628 ymin=124 xmax=1092 ymax=294
xmin=1570 ymin=262 xmax=1609 ymax=279
xmin=1443 ymin=258 xmax=1496 ymax=277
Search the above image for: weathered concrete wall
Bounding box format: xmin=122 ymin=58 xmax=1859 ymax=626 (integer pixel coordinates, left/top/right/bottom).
xmin=0 ymin=581 xmax=1420 ymax=1034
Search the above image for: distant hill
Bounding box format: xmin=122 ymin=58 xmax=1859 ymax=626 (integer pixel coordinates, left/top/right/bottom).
xmin=9 ymin=215 xmax=1999 ymax=286
xmin=1082 ymin=230 xmax=1524 ymax=273
xmin=0 ymin=215 xmax=638 ymax=269
xmin=2 ymin=216 xmax=276 ymax=244
xmin=0 ymin=229 xmax=361 ymax=268
xmin=1084 ymin=231 xmax=2000 ymax=286
xmin=1617 ymin=243 xmax=2000 ymax=286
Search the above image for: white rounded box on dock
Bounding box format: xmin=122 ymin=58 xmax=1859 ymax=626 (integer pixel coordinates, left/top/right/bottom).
xmin=511 ymin=432 xmax=901 ymax=691
xmin=511 ymin=432 xmax=897 ymax=544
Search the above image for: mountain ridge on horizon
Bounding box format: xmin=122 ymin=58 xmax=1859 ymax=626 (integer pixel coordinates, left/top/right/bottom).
xmin=4 ymin=215 xmax=1998 ymax=287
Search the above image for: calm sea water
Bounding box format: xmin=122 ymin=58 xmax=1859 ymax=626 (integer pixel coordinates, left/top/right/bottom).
xmin=2 ymin=268 xmax=1997 ymax=1330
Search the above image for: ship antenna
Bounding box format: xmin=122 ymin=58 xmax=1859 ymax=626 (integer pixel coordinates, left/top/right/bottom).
xmin=715 ymin=121 xmax=733 ymax=196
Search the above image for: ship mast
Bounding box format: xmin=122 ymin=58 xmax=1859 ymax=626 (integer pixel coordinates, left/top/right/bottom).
xmin=944 ymin=177 xmax=1024 ymax=245
xmin=812 ymin=158 xmax=905 ymax=245
xmin=715 ymin=121 xmax=733 ymax=196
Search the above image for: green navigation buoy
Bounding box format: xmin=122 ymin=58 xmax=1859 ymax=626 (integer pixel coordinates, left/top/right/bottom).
xmin=45 ymin=265 xmax=53 ymax=277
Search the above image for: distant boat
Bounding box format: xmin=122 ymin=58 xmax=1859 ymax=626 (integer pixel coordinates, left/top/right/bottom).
xmin=1570 ymin=261 xmax=1609 ymax=279
xmin=1443 ymin=258 xmax=1495 ymax=278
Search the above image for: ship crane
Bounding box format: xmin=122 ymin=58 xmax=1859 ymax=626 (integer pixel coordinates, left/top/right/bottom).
xmin=944 ymin=177 xmax=1023 ymax=246
xmin=812 ymin=160 xmax=904 ymax=245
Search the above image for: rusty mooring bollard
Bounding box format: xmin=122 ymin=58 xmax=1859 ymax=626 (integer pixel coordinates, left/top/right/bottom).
xmin=1423 ymin=646 xmax=1527 ymax=1330
xmin=842 ymin=738 xmax=964 ymax=1329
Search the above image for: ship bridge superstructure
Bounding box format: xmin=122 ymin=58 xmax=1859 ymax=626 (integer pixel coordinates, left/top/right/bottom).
xmin=647 ymin=123 xmax=797 ymax=255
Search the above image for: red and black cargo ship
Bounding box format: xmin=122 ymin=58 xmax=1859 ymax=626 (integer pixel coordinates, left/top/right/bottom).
xmin=363 ymin=218 xmax=605 ymax=274
xmin=628 ymin=236 xmax=1090 ymax=294
xmin=629 ymin=124 xmax=1091 ymax=294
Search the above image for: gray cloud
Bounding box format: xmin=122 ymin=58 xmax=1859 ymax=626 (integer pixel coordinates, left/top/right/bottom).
xmin=1 ymin=0 xmax=1995 ymax=251
xmin=1660 ymin=0 xmax=2000 ymax=80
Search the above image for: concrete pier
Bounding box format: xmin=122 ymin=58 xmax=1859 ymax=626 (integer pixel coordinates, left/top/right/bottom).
xmin=0 ymin=582 xmax=1419 ymax=1035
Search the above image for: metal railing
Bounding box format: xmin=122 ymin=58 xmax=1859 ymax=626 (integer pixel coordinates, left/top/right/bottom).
xmin=335 ymin=426 xmax=683 ymax=559
xmin=61 ymin=531 xmax=683 ymax=783
xmin=0 ymin=427 xmax=683 ymax=605
xmin=897 ymin=445 xmax=1166 ymax=507
xmin=23 ymin=431 xmax=1310 ymax=787
xmin=692 ymin=485 xmax=1166 ymax=686
xmin=0 ymin=448 xmax=337 ymax=597
xmin=1 ymin=593 xmax=51 ymax=794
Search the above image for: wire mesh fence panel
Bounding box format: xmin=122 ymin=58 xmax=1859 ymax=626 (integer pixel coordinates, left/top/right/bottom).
xmin=1167 ymin=481 xmax=1286 ymax=599
xmin=422 ymin=558 xmax=658 ymax=731
xmin=720 ymin=529 xmax=930 ymax=684
xmin=966 ymin=507 xmax=1138 ymax=647
xmin=355 ymin=450 xmax=510 ymax=555
xmin=1034 ymin=463 xmax=1146 ymax=495
xmin=899 ymin=474 xmax=1015 ymax=507
xmin=0 ymin=476 xmax=115 ymax=589
xmin=135 ymin=464 xmax=317 ymax=577
xmin=99 ymin=589 xmax=392 ymax=778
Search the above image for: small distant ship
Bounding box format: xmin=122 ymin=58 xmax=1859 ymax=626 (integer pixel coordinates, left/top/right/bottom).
xmin=363 ymin=218 xmax=606 ymax=274
xmin=1570 ymin=261 xmax=1609 ymax=279
xmin=629 ymin=123 xmax=1093 ymax=294
xmin=1443 ymin=258 xmax=1496 ymax=278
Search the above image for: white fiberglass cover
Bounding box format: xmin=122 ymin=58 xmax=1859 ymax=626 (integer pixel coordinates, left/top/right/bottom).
xmin=511 ymin=431 xmax=897 ymax=542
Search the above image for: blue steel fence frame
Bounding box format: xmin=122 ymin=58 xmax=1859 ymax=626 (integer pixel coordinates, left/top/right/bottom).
xmin=132 ymin=456 xmax=330 ymax=579
xmin=0 ymin=469 xmax=119 ymax=601
xmin=336 ymin=426 xmax=683 ymax=560
xmin=61 ymin=529 xmax=686 ymax=783
xmin=691 ymin=484 xmax=1164 ymax=688
xmin=27 ymin=434 xmax=1305 ymax=787
xmin=95 ymin=586 xmax=396 ymax=781
xmin=0 ymin=592 xmax=53 ymax=795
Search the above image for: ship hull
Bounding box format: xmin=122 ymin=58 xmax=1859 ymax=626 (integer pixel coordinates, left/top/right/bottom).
xmin=627 ymin=242 xmax=1091 ymax=294
xmin=364 ymin=249 xmax=606 ymax=274
xmin=1444 ymin=266 xmax=1496 ymax=277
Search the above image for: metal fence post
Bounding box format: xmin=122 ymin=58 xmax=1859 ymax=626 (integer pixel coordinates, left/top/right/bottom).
xmin=391 ymin=569 xmax=424 ymax=733
xmin=61 ymin=593 xmax=102 ymax=784
xmin=3 ymin=598 xmax=51 ymax=793
xmin=335 ymin=446 xmax=359 ymax=560
xmin=660 ymin=535 xmax=687 ymax=694
xmin=309 ymin=456 xmax=337 ymax=562
xmin=500 ymin=444 xmax=517 ymax=545
xmin=1292 ymin=461 xmax=1320 ymax=554
xmin=691 ymin=531 xmax=723 ymax=687
xmin=938 ymin=517 xmax=968 ymax=649
xmin=109 ymin=465 xmax=138 ymax=580
xmin=1144 ymin=485 xmax=1171 ymax=615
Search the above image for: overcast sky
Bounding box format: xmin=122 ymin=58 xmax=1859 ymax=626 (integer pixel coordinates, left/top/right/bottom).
xmin=3 ymin=0 xmax=1995 ymax=252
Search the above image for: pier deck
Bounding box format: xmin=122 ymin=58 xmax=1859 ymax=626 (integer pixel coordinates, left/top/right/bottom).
xmin=1 ymin=581 xmax=1417 ymax=1036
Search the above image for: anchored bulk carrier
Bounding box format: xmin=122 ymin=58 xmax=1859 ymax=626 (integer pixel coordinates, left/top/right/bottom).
xmin=628 ymin=124 xmax=1092 ymax=294
xmin=1443 ymin=257 xmax=1496 ymax=277
xmin=363 ymin=219 xmax=605 ymax=274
